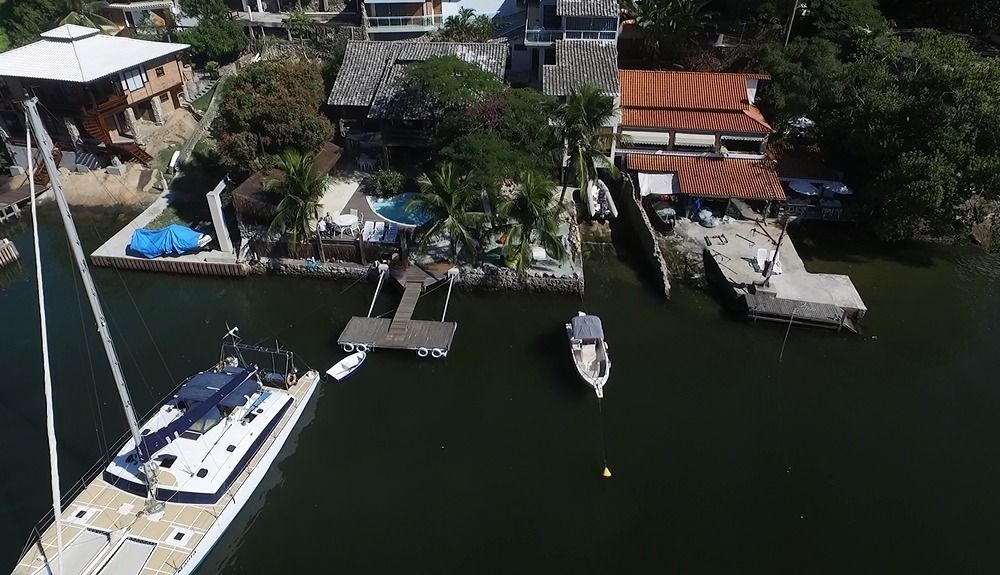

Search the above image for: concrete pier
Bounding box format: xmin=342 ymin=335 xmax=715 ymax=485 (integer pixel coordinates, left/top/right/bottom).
xmin=677 ymin=218 xmax=867 ymax=332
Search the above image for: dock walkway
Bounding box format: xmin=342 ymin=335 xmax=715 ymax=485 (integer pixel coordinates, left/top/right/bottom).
xmin=338 ymin=264 xmax=458 ymax=356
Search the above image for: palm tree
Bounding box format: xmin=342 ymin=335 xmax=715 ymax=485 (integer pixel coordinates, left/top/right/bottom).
xmin=58 ymin=0 xmax=120 ymax=35
xmin=267 ymin=149 xmax=331 ymax=257
xmin=407 ymin=163 xmax=486 ymax=262
xmin=499 ymin=171 xmax=566 ymax=273
xmin=555 ymin=85 xmax=622 ymax=206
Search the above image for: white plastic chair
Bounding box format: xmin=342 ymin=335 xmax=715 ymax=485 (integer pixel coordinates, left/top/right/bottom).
xmin=372 ymin=221 xmax=386 ymax=242
xmin=362 ymin=221 xmax=374 ymax=241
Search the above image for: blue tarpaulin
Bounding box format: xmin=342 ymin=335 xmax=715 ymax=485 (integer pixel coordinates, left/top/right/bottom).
xmin=129 ymin=225 xmax=205 ymax=259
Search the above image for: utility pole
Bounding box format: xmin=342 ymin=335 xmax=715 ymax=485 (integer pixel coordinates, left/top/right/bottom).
xmin=762 ymin=218 xmax=788 ymax=288
xmin=784 ymin=0 xmax=800 ymax=47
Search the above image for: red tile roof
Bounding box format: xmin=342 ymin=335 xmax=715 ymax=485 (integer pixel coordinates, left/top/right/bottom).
xmin=621 ymin=108 xmax=770 ymax=133
xmin=618 ymin=69 xmax=773 ymax=134
xmin=626 ymin=154 xmax=785 ymax=201
xmin=619 ymin=69 xmax=769 ymax=110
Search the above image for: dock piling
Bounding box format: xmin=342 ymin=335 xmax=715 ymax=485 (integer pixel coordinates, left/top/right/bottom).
xmin=441 ymin=267 xmax=459 ymax=322
xmin=367 ymin=263 xmax=389 ymax=318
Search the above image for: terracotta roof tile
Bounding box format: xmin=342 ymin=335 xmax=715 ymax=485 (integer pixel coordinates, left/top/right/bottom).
xmin=618 ymin=69 xmax=767 ymax=110
xmin=621 ymin=108 xmax=770 ymax=133
xmin=626 ymin=154 xmax=785 ymax=201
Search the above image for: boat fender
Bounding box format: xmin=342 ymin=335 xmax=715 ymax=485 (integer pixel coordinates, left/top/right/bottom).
xmin=417 ymin=347 xmax=429 ymax=358
xmin=343 ymin=343 xmax=355 ymax=353
xmin=356 ymin=343 xmax=369 ymax=353
xmin=430 ymin=348 xmax=443 ymax=359
xmin=286 ymin=372 xmax=297 ymax=387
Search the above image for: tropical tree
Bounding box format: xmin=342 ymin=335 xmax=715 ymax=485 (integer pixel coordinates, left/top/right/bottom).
xmin=266 ymin=149 xmax=331 ymax=256
xmin=555 ymin=85 xmax=622 ymax=205
xmin=622 ymin=0 xmax=715 ymax=61
xmin=58 ymin=0 xmax=119 ymax=33
xmin=407 ymin=163 xmax=487 ymax=261
xmin=436 ymin=8 xmax=495 ymax=42
xmin=499 ymin=171 xmax=566 ymax=272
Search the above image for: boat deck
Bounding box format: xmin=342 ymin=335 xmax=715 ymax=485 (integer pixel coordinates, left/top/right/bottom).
xmin=13 ymin=372 xmax=320 ymax=575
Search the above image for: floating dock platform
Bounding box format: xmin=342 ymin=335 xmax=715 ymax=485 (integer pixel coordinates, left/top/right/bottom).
xmin=338 ymin=264 xmax=458 ymax=358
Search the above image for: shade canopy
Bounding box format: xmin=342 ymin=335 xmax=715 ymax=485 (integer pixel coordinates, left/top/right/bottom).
xmin=637 ymin=172 xmax=680 ymax=196
xmin=570 ymin=315 xmax=605 ymax=341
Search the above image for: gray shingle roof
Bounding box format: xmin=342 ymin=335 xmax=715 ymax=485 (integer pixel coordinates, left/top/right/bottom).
xmin=542 ymin=40 xmax=619 ymax=97
xmin=556 ymin=0 xmax=619 ymax=18
xmin=327 ymin=40 xmax=509 ymax=118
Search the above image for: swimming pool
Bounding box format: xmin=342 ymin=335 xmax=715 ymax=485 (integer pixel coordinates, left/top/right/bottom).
xmin=367 ymin=193 xmax=434 ymax=227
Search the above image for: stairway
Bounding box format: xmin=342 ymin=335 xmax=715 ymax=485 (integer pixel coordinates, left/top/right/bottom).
xmin=30 ymin=149 xmax=62 ymax=187
xmin=79 ymin=108 xmax=153 ymax=165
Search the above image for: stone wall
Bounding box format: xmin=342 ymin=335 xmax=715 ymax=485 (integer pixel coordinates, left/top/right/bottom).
xmin=615 ymin=177 xmax=672 ymax=298
xmin=456 ymin=263 xmax=584 ymax=295
xmin=251 ymin=257 xmax=374 ymax=280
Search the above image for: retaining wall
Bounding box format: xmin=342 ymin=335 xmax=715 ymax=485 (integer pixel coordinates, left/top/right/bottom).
xmin=616 ymin=177 xmax=672 ymax=298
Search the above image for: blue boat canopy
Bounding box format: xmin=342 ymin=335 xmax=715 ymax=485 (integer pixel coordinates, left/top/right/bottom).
xmin=570 ymin=315 xmax=604 ymax=341
xmin=129 ymin=224 xmax=205 ymax=259
xmin=177 ymin=370 xmax=260 ymax=410
xmin=137 ymin=369 xmax=257 ymax=463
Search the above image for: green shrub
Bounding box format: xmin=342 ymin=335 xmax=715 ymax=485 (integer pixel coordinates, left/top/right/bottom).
xmin=370 ymin=169 xmax=404 ymax=198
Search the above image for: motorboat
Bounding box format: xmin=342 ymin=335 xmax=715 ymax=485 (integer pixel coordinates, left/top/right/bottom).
xmin=566 ymin=312 xmax=610 ymax=398
xmin=326 ymin=350 xmax=367 ymax=381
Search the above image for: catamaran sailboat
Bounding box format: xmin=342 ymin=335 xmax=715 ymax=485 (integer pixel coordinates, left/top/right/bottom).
xmin=566 ymin=312 xmax=611 ymax=398
xmin=12 ymin=98 xmax=321 ymax=575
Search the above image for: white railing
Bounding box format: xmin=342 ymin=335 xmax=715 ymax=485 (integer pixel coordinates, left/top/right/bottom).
xmin=366 ymin=14 xmax=443 ymax=28
xmin=524 ymin=28 xmax=616 ymax=42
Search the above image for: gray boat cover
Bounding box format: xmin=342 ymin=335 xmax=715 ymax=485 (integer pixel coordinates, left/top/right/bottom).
xmin=570 ymin=315 xmax=604 ymax=340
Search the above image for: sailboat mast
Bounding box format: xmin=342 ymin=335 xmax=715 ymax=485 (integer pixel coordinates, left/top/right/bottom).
xmin=22 ymin=98 xmax=161 ymax=511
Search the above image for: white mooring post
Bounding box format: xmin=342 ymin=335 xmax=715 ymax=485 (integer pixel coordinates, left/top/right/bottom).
xmin=441 ymin=267 xmax=460 ymax=322
xmin=367 ymin=263 xmax=390 ymax=317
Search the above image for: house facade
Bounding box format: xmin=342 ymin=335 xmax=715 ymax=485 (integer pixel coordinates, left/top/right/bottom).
xmin=0 ymin=25 xmax=190 ymax=172
xmin=616 ymin=69 xmax=785 ymax=212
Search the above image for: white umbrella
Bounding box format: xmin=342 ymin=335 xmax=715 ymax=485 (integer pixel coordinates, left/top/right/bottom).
xmin=788 ymin=180 xmax=820 ymax=196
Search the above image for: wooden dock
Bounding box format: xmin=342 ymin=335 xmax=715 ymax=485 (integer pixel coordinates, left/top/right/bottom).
xmin=338 ymin=264 xmax=458 ymax=357
xmin=0 ymin=174 xmax=33 ymax=224
xmin=0 ymin=238 xmax=20 ymax=268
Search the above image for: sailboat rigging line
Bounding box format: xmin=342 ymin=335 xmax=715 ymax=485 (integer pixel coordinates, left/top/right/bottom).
xmin=26 ymin=111 xmax=65 ymax=575
xmin=96 ymin=224 xmax=178 ymax=385
xmin=66 ymin=233 xmax=110 ymax=458
xmin=101 ymin=297 xmax=158 ymax=402
xmin=336 ymin=272 xmax=368 ymax=295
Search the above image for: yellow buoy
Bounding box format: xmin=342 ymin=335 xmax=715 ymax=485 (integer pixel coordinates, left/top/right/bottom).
xmin=602 ymin=467 xmax=612 ymax=478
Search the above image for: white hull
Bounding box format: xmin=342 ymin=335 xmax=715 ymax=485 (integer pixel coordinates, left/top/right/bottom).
xmin=175 ymin=372 xmax=322 ymax=574
xmin=566 ymin=312 xmax=610 ymax=399
xmin=326 ymin=351 xmax=366 ymax=381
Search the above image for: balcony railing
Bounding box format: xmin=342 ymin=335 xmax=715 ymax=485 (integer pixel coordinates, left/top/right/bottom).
xmin=365 ymin=14 xmax=443 ymax=29
xmin=563 ymin=29 xmax=616 ymax=40
xmin=524 ymin=28 xmax=616 ymax=42
xmin=524 ymin=29 xmax=561 ymax=43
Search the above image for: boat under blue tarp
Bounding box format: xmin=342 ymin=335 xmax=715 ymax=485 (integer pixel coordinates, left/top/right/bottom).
xmin=129 ymin=224 xmax=207 ymax=259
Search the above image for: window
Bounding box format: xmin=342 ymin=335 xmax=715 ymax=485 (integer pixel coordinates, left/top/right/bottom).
xmin=159 ymin=93 xmax=170 ymax=103
xmin=155 ymin=66 xmax=165 ymax=77
xmin=118 ymin=66 xmax=147 ymax=92
xmin=196 ymin=468 xmax=208 ymax=478
xmin=173 ymin=532 xmax=185 ymax=541
xmin=75 ymin=510 xmax=86 ymax=518
xmin=226 ymin=444 xmax=236 ymax=452
xmin=157 ymin=454 xmax=177 ymax=468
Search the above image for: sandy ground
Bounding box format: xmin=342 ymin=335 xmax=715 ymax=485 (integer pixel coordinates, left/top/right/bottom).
xmin=138 ymin=109 xmax=200 ymax=160
xmin=318 ymin=169 xmax=367 ymax=219
xmin=58 ymin=165 xmax=164 ymax=208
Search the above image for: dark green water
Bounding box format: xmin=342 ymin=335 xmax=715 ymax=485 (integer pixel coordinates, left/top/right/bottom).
xmin=3 ymin=210 xmax=1000 ymax=574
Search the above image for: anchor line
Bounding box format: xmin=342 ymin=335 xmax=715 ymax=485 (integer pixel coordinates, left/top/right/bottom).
xmin=597 ymin=397 xmax=609 ymax=469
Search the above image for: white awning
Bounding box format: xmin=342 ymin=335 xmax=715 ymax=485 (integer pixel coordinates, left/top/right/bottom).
xmin=637 ymin=172 xmax=680 ymax=196
xmin=673 ymin=133 xmax=716 ymax=147
xmin=721 ymin=135 xmax=765 ymax=142
xmin=622 ymin=130 xmax=671 ymax=146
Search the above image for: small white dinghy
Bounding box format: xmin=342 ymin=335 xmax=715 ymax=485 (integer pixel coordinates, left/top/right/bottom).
xmin=326 ymin=351 xmax=366 ymax=381
xmin=566 ymin=311 xmax=610 ymax=398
